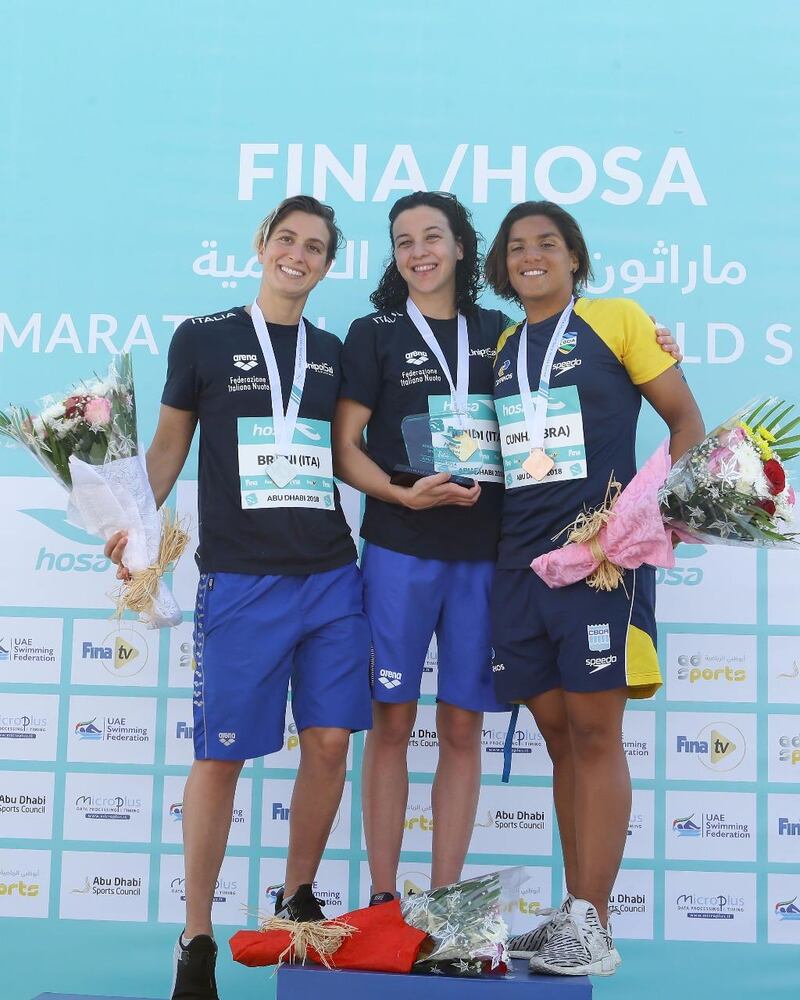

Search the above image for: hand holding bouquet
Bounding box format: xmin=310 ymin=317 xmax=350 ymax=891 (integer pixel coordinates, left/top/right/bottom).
xmin=533 ymin=396 xmax=798 ymax=591
xmin=0 ymin=355 xmax=188 ymax=627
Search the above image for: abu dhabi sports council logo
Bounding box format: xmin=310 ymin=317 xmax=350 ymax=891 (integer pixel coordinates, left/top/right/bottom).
xmin=778 ymin=660 xmax=800 ymax=681
xmin=676 ymin=722 xmax=746 ymax=772
xmin=377 ymin=668 xmax=402 ymax=690
xmin=232 ymin=353 xmax=258 ymax=371
xmin=775 ymin=897 xmax=800 ymax=921
xmin=405 ymin=350 xmax=428 ymax=366
xmin=473 ymin=807 xmax=546 ymax=832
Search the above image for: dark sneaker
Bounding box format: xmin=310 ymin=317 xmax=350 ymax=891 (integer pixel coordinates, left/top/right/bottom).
xmin=274 ymin=883 xmax=325 ymax=922
xmin=171 ymin=934 xmax=219 ymax=1000
xmin=369 ymin=891 xmax=396 ymax=907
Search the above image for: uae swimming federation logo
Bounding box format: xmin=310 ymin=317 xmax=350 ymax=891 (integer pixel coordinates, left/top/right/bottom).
xmin=775 ymin=897 xmax=800 ymax=920
xmin=0 ymin=641 xmax=9 ymax=661
xmin=558 ymin=332 xmax=577 ymax=355
xmin=75 ymin=718 xmax=103 ymax=740
xmin=672 ymin=814 xmax=702 ymax=837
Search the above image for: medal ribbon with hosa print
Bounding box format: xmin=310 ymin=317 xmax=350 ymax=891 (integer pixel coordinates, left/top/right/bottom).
xmin=405 ymin=297 xmax=477 ymax=462
xmin=250 ymin=299 xmax=307 ymax=488
xmin=517 ymin=297 xmax=574 ymax=480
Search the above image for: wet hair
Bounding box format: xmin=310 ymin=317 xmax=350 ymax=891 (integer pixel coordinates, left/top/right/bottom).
xmin=253 ymin=195 xmax=343 ymax=264
xmin=484 ymin=200 xmax=593 ymax=304
xmin=369 ymin=191 xmax=483 ymax=314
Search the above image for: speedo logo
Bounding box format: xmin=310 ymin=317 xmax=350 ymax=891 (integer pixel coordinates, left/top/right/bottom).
xmin=553 ymin=358 xmax=582 ymax=377
xmin=586 ymin=654 xmax=618 ymax=673
xmin=378 ymin=668 xmax=402 ymax=690
xmin=233 ymin=354 xmax=258 ymax=371
xmin=306 ymin=361 xmax=334 ymax=376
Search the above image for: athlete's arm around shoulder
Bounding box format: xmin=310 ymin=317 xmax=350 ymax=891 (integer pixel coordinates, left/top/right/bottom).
xmin=601 ymin=298 xmax=705 ymax=463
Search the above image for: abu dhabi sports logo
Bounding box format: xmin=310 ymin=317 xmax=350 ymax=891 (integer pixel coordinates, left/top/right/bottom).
xmin=377 ymin=668 xmax=402 ymax=690
xmin=675 ymin=722 xmax=746 ymax=772
xmin=405 ymin=350 xmax=428 ymax=366
xmin=233 ymin=353 xmax=258 ymax=371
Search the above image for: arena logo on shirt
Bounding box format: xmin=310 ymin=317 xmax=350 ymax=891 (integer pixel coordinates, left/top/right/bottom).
xmin=405 ymin=350 xmax=429 ymax=366
xmin=232 ymin=353 xmax=258 ymax=371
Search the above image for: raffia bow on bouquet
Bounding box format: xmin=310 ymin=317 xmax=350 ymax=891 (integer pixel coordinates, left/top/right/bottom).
xmin=0 ymin=354 xmax=189 ymax=627
xmin=533 ymin=397 xmax=799 ymax=591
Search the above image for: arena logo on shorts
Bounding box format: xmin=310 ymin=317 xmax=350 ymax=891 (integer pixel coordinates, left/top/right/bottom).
xmin=218 ymin=732 xmax=236 ymax=747
xmin=405 ymin=351 xmax=429 ymax=366
xmin=587 ymin=623 xmax=611 ymax=651
xmin=586 ymin=654 xmax=618 ymax=674
xmin=378 ymin=668 xmax=402 ymax=689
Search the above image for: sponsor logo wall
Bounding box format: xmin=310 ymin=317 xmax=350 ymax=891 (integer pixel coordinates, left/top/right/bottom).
xmin=1 ymin=7 xmax=799 ymax=998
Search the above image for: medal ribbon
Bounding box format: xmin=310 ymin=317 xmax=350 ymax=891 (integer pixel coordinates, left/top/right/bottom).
xmin=250 ymin=299 xmax=307 ymax=453
xmin=516 ymin=298 xmax=574 ymax=452
xmin=406 ymin=297 xmax=470 ymax=429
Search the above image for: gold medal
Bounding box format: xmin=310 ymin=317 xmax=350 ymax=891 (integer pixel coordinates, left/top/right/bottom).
xmin=522 ymin=447 xmax=554 ymax=481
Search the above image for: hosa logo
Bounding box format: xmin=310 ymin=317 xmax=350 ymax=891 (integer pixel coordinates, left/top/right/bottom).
xmin=405 ymin=350 xmax=428 ymax=366
xmin=233 ymin=353 xmax=258 ymax=371
xmin=676 ymin=722 xmax=746 ymax=772
xmin=21 ymin=508 xmax=111 ymax=574
xmin=656 ymin=544 xmax=706 ymax=586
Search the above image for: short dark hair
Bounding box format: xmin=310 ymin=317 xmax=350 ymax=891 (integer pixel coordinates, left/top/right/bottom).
xmin=484 ymin=200 xmax=593 ymax=304
xmin=370 ymin=191 xmax=483 ymax=314
xmin=254 ymin=195 xmax=343 ymax=263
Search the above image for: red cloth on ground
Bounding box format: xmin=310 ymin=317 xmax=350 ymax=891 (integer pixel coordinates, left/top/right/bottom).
xmin=229 ymin=899 xmax=429 ymax=973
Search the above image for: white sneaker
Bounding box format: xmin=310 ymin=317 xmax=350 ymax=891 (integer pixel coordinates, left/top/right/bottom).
xmin=508 ymin=895 xmax=574 ymax=959
xmin=529 ymin=898 xmax=621 ymax=977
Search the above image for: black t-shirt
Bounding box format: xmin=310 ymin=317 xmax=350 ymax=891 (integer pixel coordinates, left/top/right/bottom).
xmin=162 ymin=306 xmax=356 ymax=576
xmin=340 ymin=306 xmax=511 ymax=561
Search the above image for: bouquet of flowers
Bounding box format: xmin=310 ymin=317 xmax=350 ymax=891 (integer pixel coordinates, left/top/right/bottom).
xmin=0 ymin=355 xmax=188 ymax=627
xmin=400 ymin=867 xmax=527 ymax=976
xmin=532 ymin=397 xmax=798 ymax=592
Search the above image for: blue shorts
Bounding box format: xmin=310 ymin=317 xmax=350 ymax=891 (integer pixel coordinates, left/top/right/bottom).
xmin=361 ymin=542 xmax=508 ymax=713
xmin=490 ymin=566 xmax=661 ymax=702
xmin=192 ymin=562 xmax=372 ymax=760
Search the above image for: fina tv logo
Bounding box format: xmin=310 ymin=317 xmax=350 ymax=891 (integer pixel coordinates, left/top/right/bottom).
xmin=80 ymin=630 xmax=145 ymax=679
xmin=21 ymin=508 xmax=112 ymax=574
xmin=676 ymin=721 xmax=746 ymax=772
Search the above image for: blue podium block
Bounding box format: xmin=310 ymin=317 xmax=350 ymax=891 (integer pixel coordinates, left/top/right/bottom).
xmin=277 ymin=959 xmax=591 ymax=998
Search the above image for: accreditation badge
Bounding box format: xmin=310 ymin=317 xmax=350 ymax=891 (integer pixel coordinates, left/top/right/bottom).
xmin=496 ymin=385 xmax=588 ymax=489
xmin=426 ymin=394 xmax=504 ymax=483
xmin=236 ymin=417 xmax=335 ymax=510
